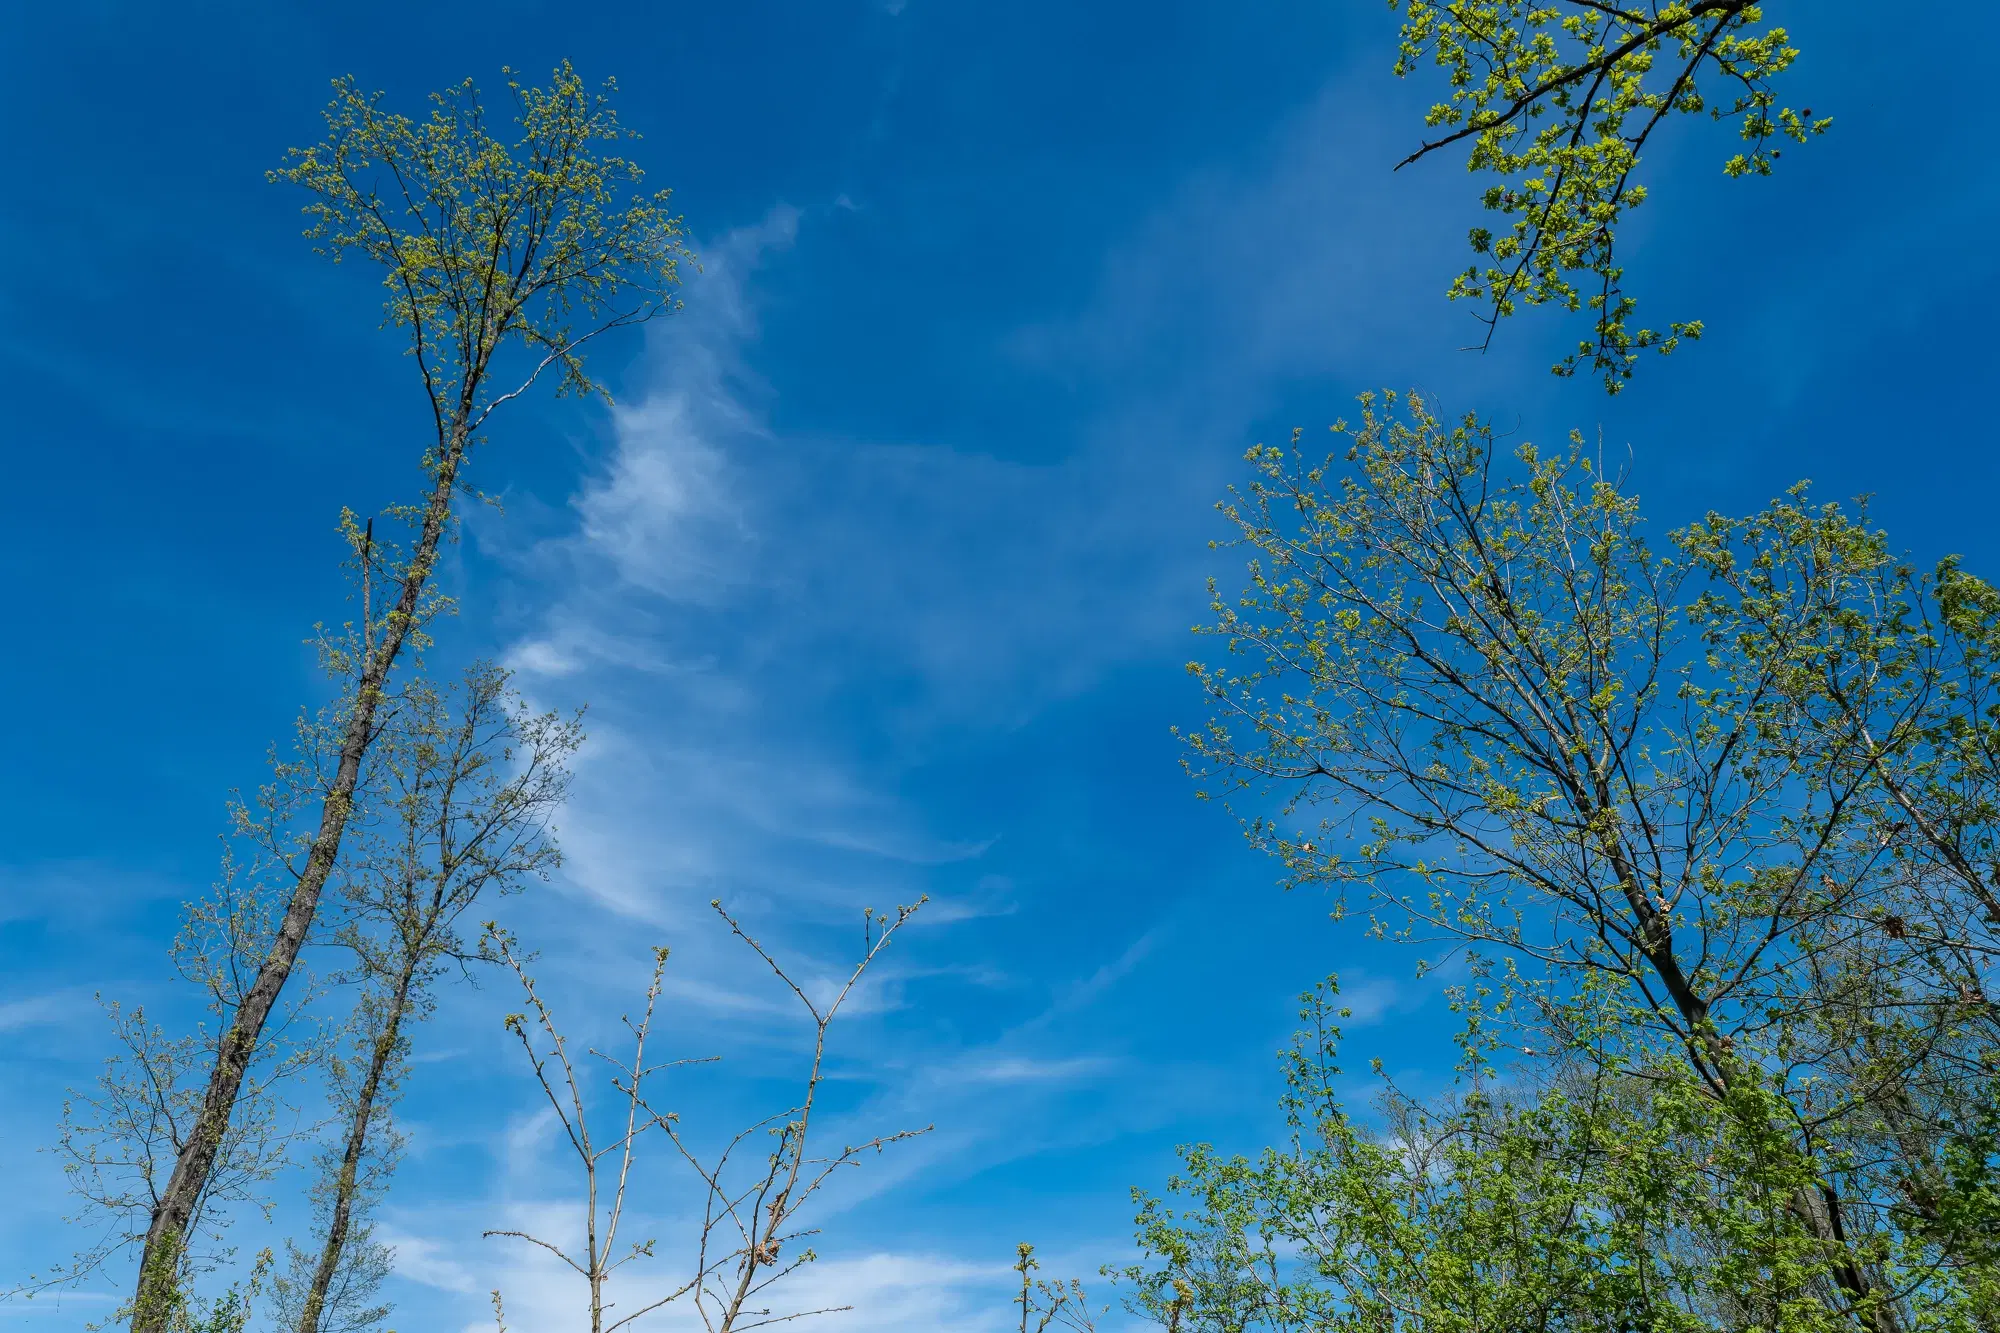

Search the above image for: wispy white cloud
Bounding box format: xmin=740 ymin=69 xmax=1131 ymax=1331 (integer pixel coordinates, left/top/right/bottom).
xmin=376 ymin=1223 xmax=482 ymax=1296
xmin=0 ymin=861 xmax=184 ymax=926
xmin=1040 ymin=926 xmax=1164 ymax=1022
xmin=0 ymin=1288 xmax=123 ymax=1320
xmin=443 ymin=65 xmax=1491 ymax=1332
xmin=501 ymin=1107 xmax=562 ymax=1186
xmin=411 ymin=1226 xmax=1012 ymax=1333
xmin=741 ymin=1251 xmax=1011 ymax=1331
xmin=572 ymin=390 xmax=747 ymax=602
xmin=1331 ymin=973 xmax=1414 ymax=1028
xmin=912 ymin=874 xmax=1020 ymax=925
xmin=957 ymin=1054 xmax=1114 ymax=1085
xmin=1005 ymin=68 xmax=1470 ymax=394
xmin=0 ymin=993 xmax=70 ymax=1033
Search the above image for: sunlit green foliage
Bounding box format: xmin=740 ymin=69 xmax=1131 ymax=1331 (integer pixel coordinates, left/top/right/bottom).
xmin=1119 ymin=977 xmax=1998 ymax=1332
xmin=1157 ymin=393 xmax=2000 ymax=1331
xmin=272 ymin=60 xmax=690 ymax=421
xmin=1389 ymin=2 xmax=1830 ymax=391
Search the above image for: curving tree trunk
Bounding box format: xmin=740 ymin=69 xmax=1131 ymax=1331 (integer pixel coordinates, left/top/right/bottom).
xmin=134 ymin=437 xmax=465 ymax=1333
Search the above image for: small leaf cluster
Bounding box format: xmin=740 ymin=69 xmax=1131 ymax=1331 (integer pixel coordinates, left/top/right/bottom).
xmin=1390 ymin=1 xmax=1831 ymax=391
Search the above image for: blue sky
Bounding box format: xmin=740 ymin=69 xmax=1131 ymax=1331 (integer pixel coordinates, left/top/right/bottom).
xmin=1 ymin=2 xmax=1996 ymax=1329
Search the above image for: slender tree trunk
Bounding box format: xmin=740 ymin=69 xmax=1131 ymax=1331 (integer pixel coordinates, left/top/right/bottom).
xmin=132 ymin=430 xmax=467 ymax=1333
xmin=296 ymin=961 xmax=416 ymax=1333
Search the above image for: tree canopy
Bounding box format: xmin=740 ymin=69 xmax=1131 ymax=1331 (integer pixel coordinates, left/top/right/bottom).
xmin=1145 ymin=395 xmax=2000 ymax=1330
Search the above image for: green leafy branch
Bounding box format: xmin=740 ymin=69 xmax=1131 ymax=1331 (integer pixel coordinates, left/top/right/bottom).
xmin=1391 ymin=1 xmax=1831 ymax=391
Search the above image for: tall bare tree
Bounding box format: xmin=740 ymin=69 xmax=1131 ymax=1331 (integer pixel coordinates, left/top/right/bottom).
xmin=275 ymin=664 xmax=580 ymax=1333
xmin=132 ymin=64 xmax=689 ymax=1331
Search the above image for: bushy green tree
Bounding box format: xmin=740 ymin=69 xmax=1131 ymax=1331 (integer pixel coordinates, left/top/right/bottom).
xmin=1156 ymin=393 xmax=1999 ymax=1331
xmin=1119 ymin=974 xmax=1955 ymax=1333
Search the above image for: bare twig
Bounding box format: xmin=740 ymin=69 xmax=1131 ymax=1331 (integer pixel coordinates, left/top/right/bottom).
xmin=485 ymin=898 xmax=929 ymax=1332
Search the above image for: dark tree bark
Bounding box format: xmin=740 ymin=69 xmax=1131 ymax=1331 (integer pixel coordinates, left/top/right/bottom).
xmin=134 ymin=437 xmax=465 ymax=1332
xmin=294 ymin=962 xmax=414 ymax=1333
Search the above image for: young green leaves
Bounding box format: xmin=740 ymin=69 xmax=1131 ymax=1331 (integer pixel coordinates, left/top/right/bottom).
xmin=1390 ymin=2 xmax=1830 ymax=391
xmin=272 ymin=61 xmax=692 ymax=429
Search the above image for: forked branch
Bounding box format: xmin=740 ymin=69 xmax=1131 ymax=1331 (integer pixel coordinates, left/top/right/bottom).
xmin=485 ymin=897 xmax=929 ymax=1333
